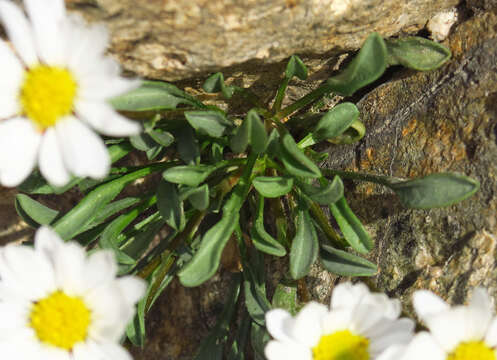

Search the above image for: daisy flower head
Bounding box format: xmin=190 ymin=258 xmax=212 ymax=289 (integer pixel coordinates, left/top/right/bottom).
xmin=0 ymin=226 xmax=146 ymax=360
xmin=264 ymin=282 xmax=415 ymax=360
xmin=0 ymin=0 xmax=141 ymax=187
xmin=402 ymin=287 xmax=497 ymax=360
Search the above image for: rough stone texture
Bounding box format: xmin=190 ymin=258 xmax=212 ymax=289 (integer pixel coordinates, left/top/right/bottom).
xmin=323 ymin=5 xmax=497 ymax=312
xmin=67 ymin=0 xmax=458 ymax=81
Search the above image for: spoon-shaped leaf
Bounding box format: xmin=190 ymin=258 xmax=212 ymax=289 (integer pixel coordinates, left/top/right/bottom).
xmin=320 ymin=245 xmax=377 ymax=276
xmin=390 ymin=173 xmax=480 ymax=209
xmin=290 ymin=209 xmax=319 ymax=279
xmin=313 ymin=103 xmax=360 ymax=141
xmin=253 ymin=176 xmax=294 ymax=198
xmin=327 ymin=32 xmax=388 ymax=96
xmin=329 ymin=196 xmax=373 ymax=253
xmin=386 ymin=37 xmax=451 ymax=71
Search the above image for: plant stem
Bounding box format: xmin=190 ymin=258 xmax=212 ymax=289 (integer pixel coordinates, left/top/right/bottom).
xmin=274 ymin=82 xmax=334 ymax=121
xmin=308 ymin=202 xmax=347 ymax=249
xmin=320 ymin=168 xmax=404 ymax=187
xmin=272 ymin=77 xmax=290 ymax=113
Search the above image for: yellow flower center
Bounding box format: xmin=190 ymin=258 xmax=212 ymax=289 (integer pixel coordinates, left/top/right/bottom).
xmin=447 ymin=341 xmax=496 ymax=360
xmin=19 ymin=65 xmax=77 ymax=130
xmin=312 ymin=330 xmax=370 ymax=360
xmin=29 ymin=291 xmax=91 ymax=350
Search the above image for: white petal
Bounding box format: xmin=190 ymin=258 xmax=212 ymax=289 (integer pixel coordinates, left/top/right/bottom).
xmin=53 ymin=242 xmax=87 ymax=295
xmin=38 ymin=128 xmax=71 ymax=187
xmin=413 ymin=290 xmax=449 ymax=321
xmin=376 ymin=344 xmax=406 ymax=360
xmin=464 ymin=287 xmax=493 ymax=341
xmin=0 ymin=0 xmax=37 ymax=65
xmin=83 ymin=250 xmax=118 ymax=291
xmin=0 ymin=117 xmax=41 ymax=187
xmin=116 ymin=276 xmax=146 ymax=306
xmin=264 ymin=340 xmax=312 ymax=360
xmin=35 ymin=226 xmax=87 ymax=294
xmin=290 ymin=302 xmax=328 ymax=347
xmin=24 ymin=0 xmax=66 ymax=64
xmin=56 ymin=116 xmax=110 ymax=179
xmin=485 ymin=317 xmax=497 ymax=347
xmin=73 ymin=340 xmax=132 ymax=360
xmin=0 ymin=40 xmax=23 ymax=118
xmin=34 ymin=226 xmax=64 ymax=263
xmin=331 ymin=282 xmax=369 ymax=309
xmin=75 ymin=100 xmax=141 ymax=136
xmin=0 ymin=303 xmax=31 ymax=339
xmin=321 ymin=307 xmax=352 ymax=334
xmin=266 ymin=309 xmax=294 ymax=342
xmin=65 ymin=18 xmax=110 ymax=70
xmin=400 ymin=332 xmax=445 ymax=360
xmin=86 ymin=284 xmax=134 ymax=342
xmin=368 ymin=318 xmax=415 ymax=355
xmin=350 ymin=303 xmax=385 ymax=335
xmin=425 ymin=307 xmax=469 ymax=352
xmin=0 ymin=243 xmax=55 ymax=300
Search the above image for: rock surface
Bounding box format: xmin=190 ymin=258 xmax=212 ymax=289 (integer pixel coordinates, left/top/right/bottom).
xmin=67 ymin=0 xmax=458 ymax=81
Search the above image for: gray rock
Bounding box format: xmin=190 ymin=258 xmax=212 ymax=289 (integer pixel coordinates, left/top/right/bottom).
xmin=68 ymin=0 xmax=458 ymax=81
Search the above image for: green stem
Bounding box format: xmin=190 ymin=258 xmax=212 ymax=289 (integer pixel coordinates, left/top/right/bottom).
xmin=308 ymin=202 xmax=347 ymax=249
xmin=274 ymin=83 xmax=334 ymax=121
xmin=272 ymin=77 xmax=290 ymax=113
xmin=297 ymin=133 xmax=318 ymax=148
xmin=320 ymin=168 xmax=404 ymax=187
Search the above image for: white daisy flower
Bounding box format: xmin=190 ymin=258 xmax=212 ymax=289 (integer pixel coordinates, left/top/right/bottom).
xmin=0 ymin=0 xmax=141 ymax=187
xmin=0 ymin=226 xmax=146 ymax=360
xmin=402 ymin=287 xmax=497 ymax=360
xmin=264 ymin=282 xmax=415 ymax=360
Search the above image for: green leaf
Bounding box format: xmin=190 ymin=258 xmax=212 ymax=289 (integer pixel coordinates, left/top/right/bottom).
xmin=297 ymin=176 xmax=344 ymax=205
xmin=386 ymin=36 xmax=451 ymax=71
xmin=243 ymin=250 xmax=272 ymax=326
xmin=230 ymin=110 xmax=267 ymax=154
xmin=266 ymin=129 xmax=281 ymax=157
xmin=320 ymin=245 xmax=377 ymax=276
xmin=329 ymin=197 xmax=373 ymax=253
xmin=252 ymin=176 xmax=293 ymax=198
xmin=290 ymin=210 xmax=319 ymax=279
xmin=327 ymin=33 xmax=388 ymax=96
xmin=180 ymin=184 xmax=210 ymax=211
xmin=285 ymin=55 xmax=308 ymax=80
xmin=110 ymin=81 xmax=204 ymax=111
xmin=280 ymin=132 xmax=322 ymax=178
xmin=202 ymin=72 xmax=235 ymax=99
xmin=185 ymin=110 xmax=231 ymax=138
xmin=313 ymin=103 xmax=360 ymax=141
xmin=156 ymin=180 xmax=185 ymax=231
xmin=390 ymin=173 xmax=480 ymax=209
xmin=248 ymin=110 xmax=267 ymax=154
xmin=162 ymin=164 xmax=216 ymax=187
xmin=86 ymin=197 xmax=141 ymax=231
xmin=327 ymin=118 xmax=366 ymax=145
xmin=251 ymin=322 xmax=271 ymax=360
xmin=178 ymin=154 xmax=257 ymax=287
xmin=148 ymin=129 xmax=174 ymax=147
xmin=250 ymin=196 xmax=286 ymax=257
xmin=272 ymin=280 xmax=298 ymax=315
xmin=130 ymin=133 xmax=158 ymax=151
xmin=175 ymin=125 xmax=200 ymax=165
xmin=99 ymin=217 xmax=138 ymax=266
xmin=178 ymin=214 xmax=238 ymax=287
xmin=126 ymin=287 xmax=148 ymax=346
xmin=15 ymin=194 xmax=59 ymax=228
xmin=53 ymin=165 xmax=160 ymax=240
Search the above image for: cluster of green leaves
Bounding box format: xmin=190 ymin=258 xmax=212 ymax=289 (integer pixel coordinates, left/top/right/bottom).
xmin=15 ymin=33 xmax=479 ymax=356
